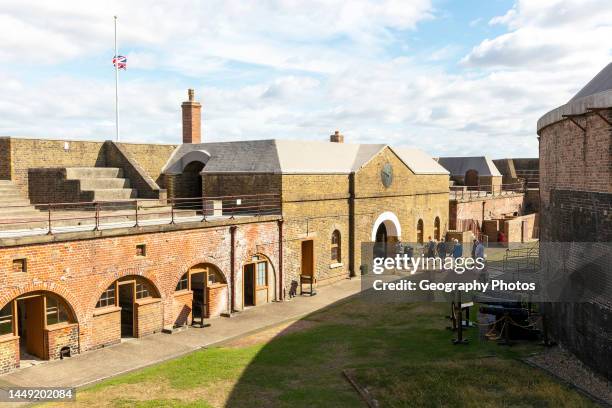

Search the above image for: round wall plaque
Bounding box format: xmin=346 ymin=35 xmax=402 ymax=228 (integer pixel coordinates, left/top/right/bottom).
xmin=381 ymin=163 xmax=393 ymax=188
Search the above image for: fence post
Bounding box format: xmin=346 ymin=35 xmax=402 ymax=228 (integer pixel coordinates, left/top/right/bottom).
xmin=94 ymin=202 xmax=100 ymax=231
xmin=170 ymin=198 xmax=175 ymax=224
xmin=46 ymin=204 xmax=53 ymax=235
xmin=134 ymin=200 xmax=139 ymax=227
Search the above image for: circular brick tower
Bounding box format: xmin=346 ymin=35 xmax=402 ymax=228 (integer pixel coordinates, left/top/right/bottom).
xmin=537 ymin=63 xmax=612 ymax=378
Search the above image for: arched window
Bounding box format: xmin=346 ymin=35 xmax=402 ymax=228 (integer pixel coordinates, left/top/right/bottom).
xmin=417 ymin=219 xmax=424 ymax=244
xmin=45 ymin=294 xmax=72 ymax=326
xmin=0 ymin=303 xmax=13 ymax=336
xmin=434 ymin=217 xmax=441 ymax=241
xmin=96 ymin=276 xmax=158 ymax=308
xmin=96 ymin=284 xmax=116 ymax=308
xmin=176 ymin=272 xmax=189 ymax=291
xmin=331 ymin=230 xmax=341 ymax=263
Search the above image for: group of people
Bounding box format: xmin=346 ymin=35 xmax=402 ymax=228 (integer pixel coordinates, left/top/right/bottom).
xmin=424 ymin=236 xmax=486 ymax=261
xmin=425 ymin=236 xmax=462 ymax=259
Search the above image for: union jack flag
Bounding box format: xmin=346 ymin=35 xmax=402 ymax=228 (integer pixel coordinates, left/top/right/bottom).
xmin=112 ymin=55 xmax=127 ymax=70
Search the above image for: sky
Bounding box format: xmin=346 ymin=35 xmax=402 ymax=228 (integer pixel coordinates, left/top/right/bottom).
xmin=1 ymin=0 xmax=611 ymax=158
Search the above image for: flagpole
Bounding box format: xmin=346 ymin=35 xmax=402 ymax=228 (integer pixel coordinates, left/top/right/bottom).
xmin=114 ymin=15 xmax=120 ymax=142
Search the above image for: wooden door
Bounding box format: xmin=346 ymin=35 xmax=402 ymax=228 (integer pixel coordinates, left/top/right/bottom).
xmin=465 ymin=169 xmax=479 ymax=190
xmin=118 ymin=283 xmax=134 ymax=338
xmin=255 ymin=262 xmax=269 ymax=305
xmin=24 ymin=297 xmax=45 ymax=359
xmin=301 ymin=240 xmax=314 ymax=277
xmin=191 ymin=272 xmax=207 ymax=318
xmin=243 ymin=264 xmax=255 ymax=307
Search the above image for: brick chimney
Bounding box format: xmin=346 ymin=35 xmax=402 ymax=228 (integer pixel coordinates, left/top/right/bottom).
xmin=330 ymin=130 xmax=344 ymax=143
xmin=182 ymin=89 xmax=202 ymax=144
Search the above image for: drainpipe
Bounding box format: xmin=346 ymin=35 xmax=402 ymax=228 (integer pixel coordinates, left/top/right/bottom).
xmin=230 ymin=225 xmax=237 ymax=313
xmin=277 ymin=219 xmax=284 ymax=301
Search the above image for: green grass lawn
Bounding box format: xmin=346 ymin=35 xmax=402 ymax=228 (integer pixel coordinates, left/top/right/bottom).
xmin=45 ymin=297 xmax=594 ymax=408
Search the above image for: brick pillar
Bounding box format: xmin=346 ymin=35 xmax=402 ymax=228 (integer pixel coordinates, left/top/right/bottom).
xmin=330 ymin=130 xmax=344 ymax=143
xmin=182 ymin=89 xmax=202 ymax=144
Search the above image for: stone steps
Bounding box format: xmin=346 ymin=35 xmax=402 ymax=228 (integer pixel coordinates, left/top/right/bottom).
xmin=78 ymin=177 xmax=131 ymax=190
xmin=90 ymin=188 xmax=138 ymax=201
xmin=0 ymin=180 xmax=42 ymax=226
xmin=65 ymin=167 xmax=124 ymax=179
xmin=65 ymin=167 xmax=138 ymax=203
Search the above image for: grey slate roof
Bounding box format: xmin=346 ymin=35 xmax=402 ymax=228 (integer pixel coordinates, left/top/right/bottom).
xmin=538 ymin=62 xmax=612 ymax=133
xmin=570 ymin=62 xmax=612 ymax=101
xmin=436 ymin=156 xmax=502 ymax=177
xmin=162 ymin=139 xmax=448 ymax=175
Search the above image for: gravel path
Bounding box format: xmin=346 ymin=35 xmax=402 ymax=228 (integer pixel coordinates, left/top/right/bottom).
xmin=526 ymin=346 xmax=611 ymax=407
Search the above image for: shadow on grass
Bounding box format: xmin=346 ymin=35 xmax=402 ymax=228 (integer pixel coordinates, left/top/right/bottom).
xmin=222 ymin=289 xmax=596 ymax=408
xmin=56 ymin=286 xmax=597 ymax=408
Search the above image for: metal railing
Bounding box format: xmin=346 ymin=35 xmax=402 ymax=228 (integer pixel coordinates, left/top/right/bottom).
xmin=502 ymin=242 xmax=540 ymax=281
xmin=0 ymin=194 xmax=281 ymax=236
xmin=449 ymin=182 xmax=525 ymax=200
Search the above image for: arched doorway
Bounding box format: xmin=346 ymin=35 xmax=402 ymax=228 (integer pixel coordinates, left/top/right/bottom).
xmin=374 ymin=223 xmax=388 ymax=258
xmin=243 ymin=255 xmax=274 ymax=308
xmin=417 ymin=219 xmax=424 ymax=244
xmin=95 ymin=276 xmax=160 ymax=338
xmin=371 ymin=212 xmax=402 ymax=258
xmin=1 ymin=291 xmax=77 ymax=361
xmin=176 ymin=161 xmax=205 ymax=210
xmin=465 ymin=169 xmax=479 ymax=190
xmin=176 ymin=264 xmax=228 ymax=323
xmin=434 ymin=217 xmax=441 ymax=241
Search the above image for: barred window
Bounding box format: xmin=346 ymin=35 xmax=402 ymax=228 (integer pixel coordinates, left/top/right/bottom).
xmin=331 ymin=230 xmax=341 ymax=262
xmin=96 ymin=284 xmax=116 ymax=308
xmin=176 ymin=273 xmax=189 ymax=291
xmin=256 ymin=262 xmax=267 ymax=287
xmin=0 ymin=304 xmax=12 ymax=336
xmin=46 ymin=295 xmax=70 ymax=326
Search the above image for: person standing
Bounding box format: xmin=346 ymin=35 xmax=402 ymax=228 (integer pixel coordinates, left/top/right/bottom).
xmin=426 ymin=236 xmax=436 ymax=258
xmin=474 ymin=239 xmax=487 ymax=283
xmin=452 ymin=239 xmax=462 ymax=259
xmin=437 ymin=239 xmax=447 ymax=258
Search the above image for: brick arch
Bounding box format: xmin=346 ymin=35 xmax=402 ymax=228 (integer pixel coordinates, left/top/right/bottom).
xmin=91 ymin=271 xmax=163 ymax=312
xmin=172 ymin=256 xmax=230 ymax=294
xmin=247 ymin=252 xmax=278 ymax=301
xmin=0 ymin=282 xmax=81 ymax=324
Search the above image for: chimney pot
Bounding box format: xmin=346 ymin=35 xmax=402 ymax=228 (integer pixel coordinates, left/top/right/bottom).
xmin=330 ymin=130 xmax=344 ymax=143
xmin=182 ymin=89 xmax=202 ymax=144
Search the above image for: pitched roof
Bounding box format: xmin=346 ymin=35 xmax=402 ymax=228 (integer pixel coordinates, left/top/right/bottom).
xmin=162 ymin=139 xmax=448 ymax=175
xmin=538 ymin=62 xmax=612 ymax=133
xmin=436 ymin=156 xmax=502 ymax=177
xmin=570 ymin=62 xmax=612 ymax=101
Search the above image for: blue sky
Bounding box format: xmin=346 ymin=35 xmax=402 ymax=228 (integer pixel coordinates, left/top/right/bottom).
xmin=1 ymin=0 xmax=611 ymax=158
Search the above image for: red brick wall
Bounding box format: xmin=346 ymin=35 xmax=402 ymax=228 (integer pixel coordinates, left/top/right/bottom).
xmin=173 ymin=291 xmax=193 ymax=327
xmin=540 ymin=111 xmax=612 ymax=209
xmin=45 ymin=323 xmax=79 ymax=360
xmin=135 ymin=299 xmax=163 ymax=337
xmin=450 ymin=194 xmax=525 ymax=230
xmin=539 ymin=108 xmax=612 ymax=378
xmin=206 ymin=284 xmax=227 ymax=318
xmin=0 ymin=336 xmax=19 ymax=374
xmin=91 ymin=308 xmax=121 ymax=349
xmin=503 ymin=213 xmax=538 ymax=243
xmin=0 ymin=219 xmax=280 ymax=355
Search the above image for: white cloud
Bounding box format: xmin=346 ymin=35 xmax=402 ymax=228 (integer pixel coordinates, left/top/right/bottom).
xmin=0 ymin=0 xmax=610 ymax=160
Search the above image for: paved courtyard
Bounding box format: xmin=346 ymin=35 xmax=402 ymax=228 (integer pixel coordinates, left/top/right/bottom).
xmin=0 ymin=278 xmax=361 ymax=390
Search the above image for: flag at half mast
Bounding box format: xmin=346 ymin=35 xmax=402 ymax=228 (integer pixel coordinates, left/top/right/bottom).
xmin=112 ymin=55 xmax=127 ymax=70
